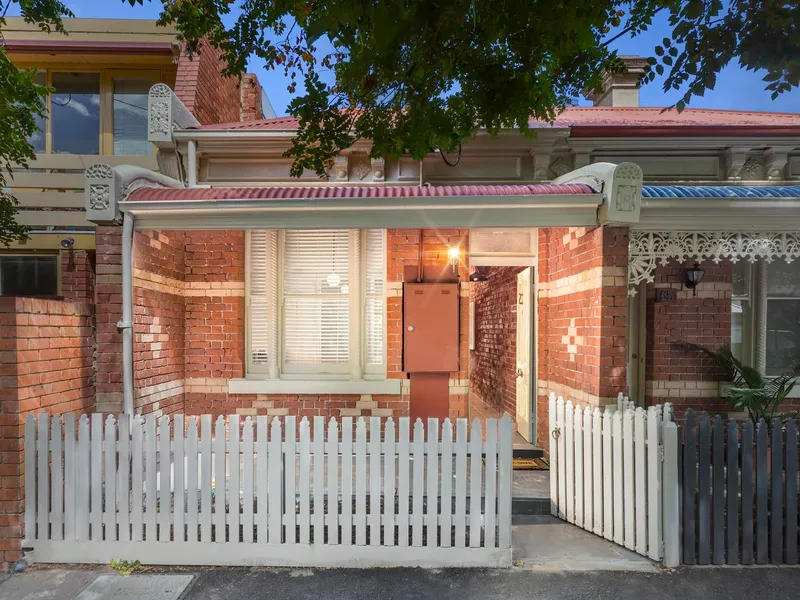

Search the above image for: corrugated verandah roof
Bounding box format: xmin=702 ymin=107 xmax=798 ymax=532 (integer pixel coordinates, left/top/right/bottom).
xmin=642 ymin=185 xmax=800 ymax=198
xmin=128 ymin=183 xmax=596 ymax=202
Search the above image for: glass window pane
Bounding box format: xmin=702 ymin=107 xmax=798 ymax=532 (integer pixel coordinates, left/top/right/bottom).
xmin=51 ymin=72 xmax=100 ymax=154
xmin=732 ymin=260 xmax=750 ymax=298
xmin=0 ymin=256 xmax=58 ymax=296
xmin=27 ymin=71 xmax=47 ymax=153
xmin=766 ymin=260 xmax=800 ymax=297
xmin=113 ymin=79 xmax=152 ymax=156
xmin=765 ymin=299 xmax=800 ymax=376
xmin=731 ymin=299 xmax=747 ymax=363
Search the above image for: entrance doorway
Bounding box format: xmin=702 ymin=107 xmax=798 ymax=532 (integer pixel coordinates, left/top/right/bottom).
xmin=466 ymin=228 xmax=538 ymax=446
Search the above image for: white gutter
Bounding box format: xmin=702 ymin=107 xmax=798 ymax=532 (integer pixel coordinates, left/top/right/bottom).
xmin=637 ymin=196 xmax=800 ymax=231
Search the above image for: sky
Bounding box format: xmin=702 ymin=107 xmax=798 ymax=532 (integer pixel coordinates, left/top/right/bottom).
xmin=11 ymin=0 xmax=800 ymax=115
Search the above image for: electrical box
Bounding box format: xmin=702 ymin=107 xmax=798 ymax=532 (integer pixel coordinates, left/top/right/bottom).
xmin=403 ymin=282 xmax=460 ymax=373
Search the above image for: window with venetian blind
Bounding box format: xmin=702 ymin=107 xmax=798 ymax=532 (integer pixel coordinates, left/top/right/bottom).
xmin=247 ymin=229 xmax=386 ymax=378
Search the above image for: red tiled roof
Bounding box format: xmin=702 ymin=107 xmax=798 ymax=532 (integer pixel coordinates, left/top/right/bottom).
xmin=196 ymin=106 xmax=800 ymax=132
xmin=128 ymin=183 xmax=596 ymax=202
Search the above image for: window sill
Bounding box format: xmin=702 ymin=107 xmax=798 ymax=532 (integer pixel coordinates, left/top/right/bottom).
xmin=228 ymin=378 xmax=402 ymax=396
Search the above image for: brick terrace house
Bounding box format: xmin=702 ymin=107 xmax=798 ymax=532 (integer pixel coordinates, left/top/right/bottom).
xmin=0 ymin=18 xmax=266 ymax=568
xmin=59 ymin=57 xmax=799 ymax=452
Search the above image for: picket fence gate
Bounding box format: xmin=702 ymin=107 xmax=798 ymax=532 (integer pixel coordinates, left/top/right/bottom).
xmin=24 ymin=413 xmax=513 ymax=568
xmin=548 ymin=393 xmax=681 ymax=567
xmin=682 ymin=410 xmax=799 ymax=565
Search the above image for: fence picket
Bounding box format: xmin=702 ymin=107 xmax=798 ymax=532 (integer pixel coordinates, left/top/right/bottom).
xmin=564 ymin=402 xmax=575 ymax=524
xmin=298 ymin=418 xmax=311 ymax=545
xmin=104 ymin=416 xmax=117 ymax=542
xmin=454 ymin=419 xmax=468 ymax=548
xmin=214 ymin=416 xmax=227 ymax=544
xmin=173 ymin=415 xmax=185 ymax=544
xmin=574 ymin=406 xmax=583 ymax=527
xmin=770 ymin=418 xmax=783 ymax=564
xmin=469 ymin=419 xmax=482 ymax=548
xmin=548 ymin=394 xmax=558 ymax=516
xmin=428 ymin=418 xmax=440 ymax=548
xmin=284 ymin=416 xmax=297 ymax=544
xmin=556 ymin=397 xmax=566 ymax=520
xmin=314 ymin=416 xmax=326 ymax=546
xmin=683 ymin=409 xmax=697 ymax=564
xmin=755 ymin=419 xmax=768 ymax=564
xmin=647 ymin=407 xmax=661 ymax=560
xmin=697 ymin=412 xmax=711 ymax=565
xmin=784 ymin=419 xmax=798 ymax=565
xmin=328 ymin=418 xmax=341 ymax=546
xmin=370 ymin=417 xmax=382 ymax=547
xmin=397 ymin=418 xmax=409 ymax=547
xmin=130 ymin=416 xmax=143 ymax=543
xmin=268 ymin=418 xmax=282 ymax=544
xmin=612 ymin=411 xmax=623 ymax=546
xmin=76 ymin=415 xmax=90 ymax=542
xmin=200 ymin=415 xmax=212 ymax=543
xmin=484 ymin=419 xmax=497 ymax=549
xmin=158 ymin=416 xmax=170 ymax=542
xmin=51 ymin=415 xmax=63 ymax=542
xmin=711 ymin=416 xmax=725 ymax=564
xmin=441 ymin=419 xmax=454 ymax=548
xmin=355 ymin=418 xmax=368 ymax=546
xmin=64 ymin=414 xmax=76 ymax=541
xmin=25 ymin=415 xmax=37 ymax=541
xmin=340 ymin=417 xmax=353 ymax=546
xmin=256 ymin=416 xmax=267 ymax=544
xmin=602 ymin=410 xmax=613 ymax=541
xmin=90 ymin=413 xmax=102 ymax=541
xmin=411 ymin=419 xmax=425 ymax=547
xmin=662 ymin=423 xmax=681 ymax=568
xmin=583 ymin=407 xmax=593 ymax=534
xmin=186 ymin=417 xmax=198 ymax=543
xmin=498 ymin=415 xmax=513 ymax=550
xmin=622 ymin=410 xmax=635 ymax=551
xmin=35 ymin=414 xmax=48 ymax=541
xmin=229 ymin=414 xmax=241 ymax=544
xmin=741 ymin=420 xmax=754 ymax=565
xmin=145 ymin=415 xmax=158 ymax=543
xmin=117 ymin=415 xmax=130 ymax=543
xmin=726 ymin=420 xmax=739 ymax=565
xmin=242 ymin=418 xmax=254 ymax=544
xmin=633 ymin=408 xmax=646 ymax=555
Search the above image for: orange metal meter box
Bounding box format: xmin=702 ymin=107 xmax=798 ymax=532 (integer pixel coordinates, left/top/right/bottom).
xmin=403 ymin=282 xmax=460 ymax=373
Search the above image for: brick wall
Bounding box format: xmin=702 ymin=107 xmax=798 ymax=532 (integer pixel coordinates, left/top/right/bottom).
xmin=469 ymin=266 xmax=524 ymax=418
xmin=133 ymin=231 xmax=186 ymax=416
xmin=61 ymin=249 xmax=95 ymax=301
xmin=94 ymin=226 xmax=123 ymax=413
xmin=0 ymin=297 xmax=94 ymax=570
xmin=175 ymin=41 xmax=241 ymax=126
xmin=240 ymin=73 xmax=264 ymax=121
xmin=536 ymin=226 xmax=628 ymax=445
xmin=645 ymin=260 xmax=732 ymax=417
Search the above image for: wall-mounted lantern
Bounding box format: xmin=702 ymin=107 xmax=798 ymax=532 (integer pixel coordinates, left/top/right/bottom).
xmin=684 ymin=262 xmax=705 ymax=296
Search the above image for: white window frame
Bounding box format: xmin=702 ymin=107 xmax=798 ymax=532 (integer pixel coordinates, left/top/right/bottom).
xmin=245 ymin=229 xmax=387 ymax=381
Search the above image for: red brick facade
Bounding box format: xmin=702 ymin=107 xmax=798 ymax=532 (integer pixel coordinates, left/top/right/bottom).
xmin=60 ymin=249 xmax=95 ymax=302
xmin=0 ymin=298 xmax=94 ymax=569
xmin=240 ymin=73 xmax=264 ymax=122
xmin=175 ymin=41 xmax=241 ymax=126
xmin=469 ymin=266 xmax=525 ymax=418
xmin=94 ymin=226 xmax=124 ymax=414
xmin=644 ymin=260 xmax=732 ymax=417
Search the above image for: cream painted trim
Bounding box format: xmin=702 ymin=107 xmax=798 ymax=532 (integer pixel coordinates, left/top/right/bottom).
xmin=135 ymin=379 xmax=184 ymax=404
xmin=228 ymin=378 xmax=402 ymax=395
xmin=133 ymin=268 xmax=244 ymax=297
xmin=646 ymin=380 xmax=721 ymax=399
xmin=539 ymin=266 xmax=627 ymax=298
xmin=538 ymin=379 xmax=617 ymax=408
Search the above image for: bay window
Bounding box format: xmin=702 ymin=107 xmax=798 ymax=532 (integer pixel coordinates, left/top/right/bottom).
xmin=247 ymin=229 xmax=386 ymax=380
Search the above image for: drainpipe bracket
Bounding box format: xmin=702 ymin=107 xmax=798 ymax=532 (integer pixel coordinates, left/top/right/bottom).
xmin=116 ymin=320 xmax=133 ymax=331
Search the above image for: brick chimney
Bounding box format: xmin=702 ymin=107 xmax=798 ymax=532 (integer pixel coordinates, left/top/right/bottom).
xmin=584 ymin=56 xmax=648 ymax=107
xmin=240 ymin=73 xmax=265 ymax=121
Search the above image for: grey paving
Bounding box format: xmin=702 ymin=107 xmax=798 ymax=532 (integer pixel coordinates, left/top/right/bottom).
xmin=512 ymin=470 xmax=550 ymax=498
xmin=0 ymin=568 xmax=100 ymax=600
xmin=74 ymin=574 xmax=194 ymax=600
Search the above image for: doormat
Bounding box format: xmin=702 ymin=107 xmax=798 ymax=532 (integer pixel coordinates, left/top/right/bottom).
xmin=75 ymin=574 xmax=194 ymax=600
xmin=512 ymin=456 xmax=549 ymax=470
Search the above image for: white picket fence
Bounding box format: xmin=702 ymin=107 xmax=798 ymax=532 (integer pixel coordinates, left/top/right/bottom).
xmin=548 ymin=393 xmax=680 ymax=567
xmin=24 ymin=413 xmax=513 ymax=568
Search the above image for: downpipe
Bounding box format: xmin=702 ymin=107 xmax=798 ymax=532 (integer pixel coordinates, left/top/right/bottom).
xmin=118 ymin=212 xmax=135 ymax=416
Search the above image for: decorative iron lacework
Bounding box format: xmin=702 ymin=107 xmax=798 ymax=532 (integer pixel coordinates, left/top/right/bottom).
xmin=628 ymin=231 xmax=800 ymax=294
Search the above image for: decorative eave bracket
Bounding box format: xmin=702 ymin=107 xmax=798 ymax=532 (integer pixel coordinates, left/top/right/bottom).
xmin=148 ymin=83 xmax=201 ymax=148
xmin=553 ymin=161 xmax=643 ymax=225
xmin=85 ymin=164 xmax=185 ymax=224
xmin=628 ymin=231 xmax=800 ymax=295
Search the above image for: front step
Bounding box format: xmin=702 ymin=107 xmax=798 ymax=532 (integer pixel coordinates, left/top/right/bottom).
xmin=513 ymin=444 xmax=545 ymax=459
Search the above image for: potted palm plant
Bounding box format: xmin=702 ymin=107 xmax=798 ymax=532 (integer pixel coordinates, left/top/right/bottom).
xmin=688 ymin=344 xmax=800 ymax=426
